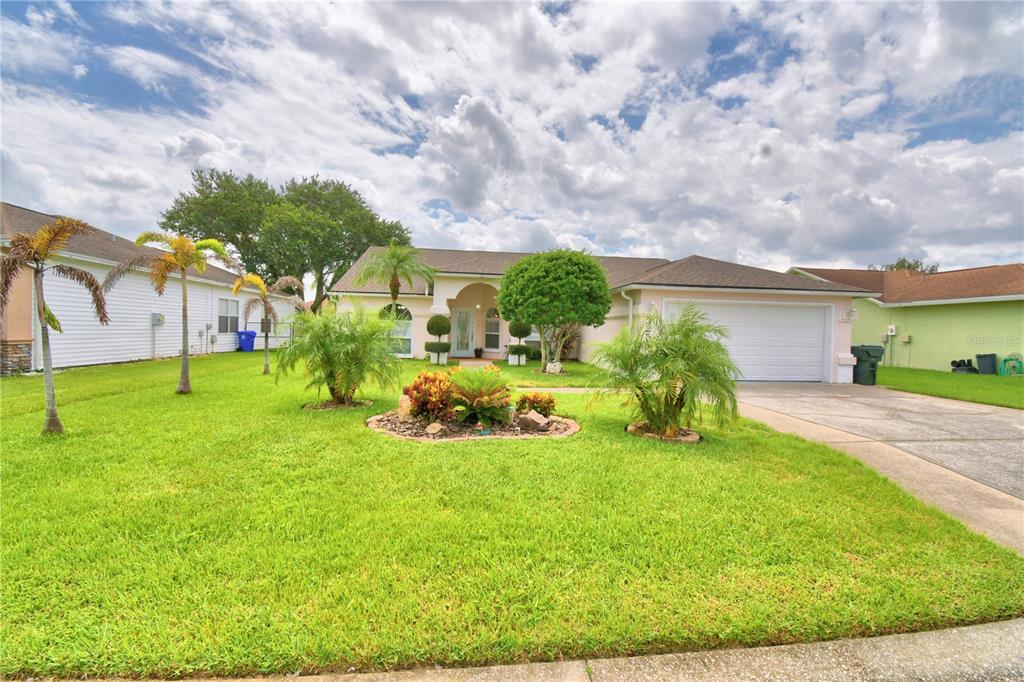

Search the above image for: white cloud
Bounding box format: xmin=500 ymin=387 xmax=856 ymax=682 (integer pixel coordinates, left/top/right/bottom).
xmin=97 ymin=46 xmax=198 ymax=93
xmin=0 ymin=1 xmax=1020 ymax=272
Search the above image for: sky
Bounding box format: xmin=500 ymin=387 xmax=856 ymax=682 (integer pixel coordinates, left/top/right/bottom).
xmin=1 ymin=1 xmax=1022 ymax=272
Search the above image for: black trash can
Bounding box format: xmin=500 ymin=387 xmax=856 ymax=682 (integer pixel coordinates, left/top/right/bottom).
xmin=975 ymin=353 xmax=997 ymax=375
xmin=851 ymin=345 xmax=885 ymax=385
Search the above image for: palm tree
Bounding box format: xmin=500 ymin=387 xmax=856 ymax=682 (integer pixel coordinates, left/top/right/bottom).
xmin=104 ymin=232 xmax=234 ymax=394
xmin=231 ymin=273 xmax=304 ymax=375
xmin=354 ymin=242 xmax=435 ymax=315
xmin=0 ymin=218 xmax=110 ymax=434
xmin=592 ymin=305 xmax=740 ymax=437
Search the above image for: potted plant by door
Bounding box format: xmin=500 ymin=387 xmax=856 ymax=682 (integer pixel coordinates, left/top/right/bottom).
xmin=507 ymin=320 xmax=531 ymax=366
xmin=474 ymin=347 xmax=483 ymax=358
xmin=426 ymin=314 xmax=451 ymax=365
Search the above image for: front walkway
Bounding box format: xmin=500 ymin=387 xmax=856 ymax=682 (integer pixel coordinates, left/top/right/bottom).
xmin=172 ymin=619 xmax=1024 ymax=681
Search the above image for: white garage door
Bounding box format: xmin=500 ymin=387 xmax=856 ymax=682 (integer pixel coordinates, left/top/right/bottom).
xmin=667 ymin=301 xmax=829 ymax=382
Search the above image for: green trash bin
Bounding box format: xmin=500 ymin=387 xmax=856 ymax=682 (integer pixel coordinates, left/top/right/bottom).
xmin=851 ymin=345 xmax=885 ymax=385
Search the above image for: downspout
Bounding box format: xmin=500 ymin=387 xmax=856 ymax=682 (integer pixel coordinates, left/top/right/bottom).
xmin=620 ymin=289 xmax=634 ymax=330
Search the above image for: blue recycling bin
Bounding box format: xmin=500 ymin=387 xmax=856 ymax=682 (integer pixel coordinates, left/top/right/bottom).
xmin=236 ymin=330 xmax=256 ymax=352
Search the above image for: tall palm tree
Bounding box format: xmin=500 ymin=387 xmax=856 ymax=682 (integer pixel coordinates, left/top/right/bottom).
xmin=231 ymin=273 xmax=304 ymax=375
xmin=104 ymin=232 xmax=234 ymax=394
xmin=0 ymin=218 xmax=110 ymax=434
xmin=354 ymin=243 xmax=435 ymax=315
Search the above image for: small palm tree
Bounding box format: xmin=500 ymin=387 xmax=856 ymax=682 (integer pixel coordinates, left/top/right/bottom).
xmin=592 ymin=305 xmax=740 ymax=437
xmin=0 ymin=218 xmax=110 ymax=434
xmin=277 ymin=304 xmax=401 ymax=405
xmin=355 ymin=242 xmax=435 ymax=315
xmin=231 ymin=273 xmax=304 ymax=375
xmin=104 ymin=232 xmax=235 ymax=394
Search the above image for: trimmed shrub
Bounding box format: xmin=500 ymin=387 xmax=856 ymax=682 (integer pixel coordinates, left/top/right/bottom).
xmin=427 ymin=314 xmax=451 ymax=338
xmin=507 ymin=344 xmax=531 ymax=357
xmin=526 ymin=346 xmax=542 ymax=361
xmin=425 ymin=341 xmax=451 ymax=354
xmin=516 ymin=392 xmax=556 ymax=417
xmin=449 ymin=365 xmax=512 ymax=426
xmin=403 ymin=370 xmax=455 ymax=422
xmin=508 ymin=320 xmax=531 ymax=341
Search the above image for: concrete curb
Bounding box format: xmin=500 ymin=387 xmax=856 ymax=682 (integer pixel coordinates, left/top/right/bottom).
xmin=89 ymin=619 xmax=1023 ymax=681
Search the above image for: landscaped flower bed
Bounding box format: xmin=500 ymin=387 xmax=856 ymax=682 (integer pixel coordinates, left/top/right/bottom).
xmin=367 ymin=365 xmax=578 ymax=440
xmin=366 ymin=410 xmax=578 ymax=441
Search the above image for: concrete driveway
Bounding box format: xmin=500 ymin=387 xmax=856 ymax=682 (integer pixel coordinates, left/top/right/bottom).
xmin=739 ymin=382 xmax=1024 ymax=499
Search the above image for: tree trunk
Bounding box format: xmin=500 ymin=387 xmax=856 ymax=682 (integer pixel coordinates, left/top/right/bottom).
xmin=34 ymin=269 xmax=64 ymax=435
xmin=390 ymin=274 xmax=400 ymax=307
xmin=177 ymin=270 xmax=192 ymax=394
xmin=263 ymin=316 xmax=271 ymax=375
xmin=310 ymin=275 xmax=326 ymax=314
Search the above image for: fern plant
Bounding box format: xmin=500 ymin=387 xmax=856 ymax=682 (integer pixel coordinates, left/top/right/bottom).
xmin=592 ymin=305 xmax=740 ymax=437
xmin=449 ymin=364 xmax=512 ymax=426
xmin=276 ymin=305 xmax=400 ymax=405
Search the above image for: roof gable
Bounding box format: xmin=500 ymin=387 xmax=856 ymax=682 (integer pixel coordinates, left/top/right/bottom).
xmin=1 ymin=202 xmax=239 ymax=286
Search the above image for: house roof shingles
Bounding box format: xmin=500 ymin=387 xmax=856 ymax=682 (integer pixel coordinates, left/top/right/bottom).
xmin=0 ymin=202 xmax=239 ymax=285
xmin=797 ymin=264 xmax=1024 ymax=304
xmin=333 ymin=247 xmax=872 ymax=296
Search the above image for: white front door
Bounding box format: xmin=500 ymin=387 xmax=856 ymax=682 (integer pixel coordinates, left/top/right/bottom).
xmin=451 ymin=308 xmax=475 ymax=357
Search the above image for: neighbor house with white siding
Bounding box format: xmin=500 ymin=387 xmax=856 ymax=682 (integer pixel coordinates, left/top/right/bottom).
xmin=0 ymin=202 xmax=297 ymax=375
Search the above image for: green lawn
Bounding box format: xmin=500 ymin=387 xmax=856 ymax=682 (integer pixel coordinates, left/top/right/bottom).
xmin=2 ymin=353 xmax=1022 ymax=677
xmin=877 ymin=366 xmax=1024 ymax=409
xmin=401 ymin=358 xmax=605 ymax=388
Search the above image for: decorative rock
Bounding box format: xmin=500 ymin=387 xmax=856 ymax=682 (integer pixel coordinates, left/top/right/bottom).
xmin=397 ymin=394 xmax=414 ymax=420
xmin=518 ymin=409 xmax=550 ymax=432
xmin=544 ymin=361 xmax=562 ymax=375
xmin=425 ymin=422 xmax=446 ymax=436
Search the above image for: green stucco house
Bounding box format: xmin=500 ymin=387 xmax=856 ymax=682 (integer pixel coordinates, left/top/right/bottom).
xmin=790 ymin=264 xmax=1024 ymax=371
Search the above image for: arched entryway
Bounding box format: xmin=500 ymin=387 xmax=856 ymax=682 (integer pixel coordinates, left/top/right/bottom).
xmin=446 ymin=282 xmax=503 ymax=358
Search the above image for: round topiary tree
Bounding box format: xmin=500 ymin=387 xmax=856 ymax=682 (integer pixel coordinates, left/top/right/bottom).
xmin=498 ymin=250 xmax=611 ymax=373
xmin=427 ymin=314 xmax=451 ymax=340
xmin=508 ymin=320 xmax=531 ymax=341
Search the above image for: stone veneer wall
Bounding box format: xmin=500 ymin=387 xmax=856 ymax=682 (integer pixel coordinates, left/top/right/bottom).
xmin=1 ymin=340 xmax=32 ymax=375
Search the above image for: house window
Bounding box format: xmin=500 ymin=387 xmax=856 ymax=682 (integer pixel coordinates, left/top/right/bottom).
xmin=380 ymin=304 xmax=413 ymax=357
xmin=218 ymin=299 xmax=239 ymax=334
xmin=484 ymin=307 xmax=500 ymax=350
xmin=525 ymin=325 xmax=541 ymax=349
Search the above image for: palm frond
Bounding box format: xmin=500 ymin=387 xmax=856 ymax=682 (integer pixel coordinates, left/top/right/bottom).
xmin=135 ymin=231 xmax=175 ymax=249
xmin=0 ymin=253 xmax=29 ymax=313
xmin=150 ymin=254 xmax=177 ymax=295
xmin=6 ymin=233 xmax=36 ymax=262
xmin=52 ymin=264 xmax=110 ymax=324
xmin=102 ymin=255 xmax=151 ymax=292
xmin=241 ymin=296 xmax=264 ymax=324
xmin=32 ymin=218 xmax=89 ymax=259
xmin=233 ymin=273 xmax=267 ymax=296
xmin=269 ymin=275 xmax=303 ymax=294
xmin=43 ymin=303 xmax=63 ymax=333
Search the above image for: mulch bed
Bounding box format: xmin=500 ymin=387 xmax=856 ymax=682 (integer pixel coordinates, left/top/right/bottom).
xmin=626 ymin=421 xmax=702 ymax=443
xmin=367 ymin=411 xmax=580 ymax=442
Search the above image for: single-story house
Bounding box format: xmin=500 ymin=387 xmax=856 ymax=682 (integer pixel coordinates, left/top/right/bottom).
xmin=333 ymin=247 xmax=876 ymax=383
xmin=790 ymin=264 xmax=1024 ymax=371
xmin=0 ymin=202 xmax=296 ymax=375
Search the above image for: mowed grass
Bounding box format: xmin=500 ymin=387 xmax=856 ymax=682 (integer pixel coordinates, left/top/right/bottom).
xmin=400 ymin=358 xmax=605 ymax=387
xmin=877 ymin=366 xmax=1024 ymax=409
xmin=2 ymin=353 xmax=1023 ymax=677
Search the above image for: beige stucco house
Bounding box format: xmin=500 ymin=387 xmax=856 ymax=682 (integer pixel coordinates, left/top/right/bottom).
xmin=333 ymin=247 xmax=876 ymax=383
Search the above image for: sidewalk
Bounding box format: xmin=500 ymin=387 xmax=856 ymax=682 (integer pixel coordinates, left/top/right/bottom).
xmin=207 ymin=619 xmax=1024 ymax=681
